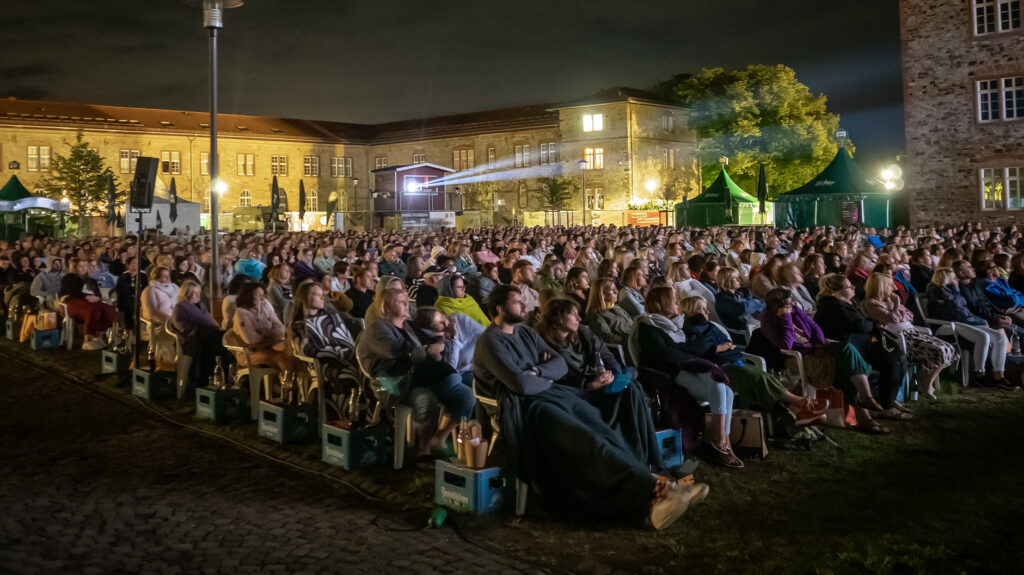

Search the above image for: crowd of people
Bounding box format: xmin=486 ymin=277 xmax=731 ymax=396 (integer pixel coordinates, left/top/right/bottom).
xmin=2 ymin=219 xmax=1023 ymax=531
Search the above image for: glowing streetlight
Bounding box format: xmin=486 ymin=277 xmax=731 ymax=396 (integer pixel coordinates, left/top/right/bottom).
xmin=645 ymin=179 xmax=658 ymax=193
xmin=881 ymin=168 xmax=895 ymax=181
xmin=214 ymin=179 xmax=229 ymax=195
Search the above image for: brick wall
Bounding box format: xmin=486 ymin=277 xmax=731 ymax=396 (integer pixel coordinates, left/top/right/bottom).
xmin=900 ymin=0 xmax=1024 ymax=226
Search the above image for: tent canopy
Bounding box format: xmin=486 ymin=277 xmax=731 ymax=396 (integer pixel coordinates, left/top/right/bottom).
xmin=675 ymin=167 xmax=764 ymax=227
xmin=774 ymin=148 xmax=893 ymax=229
xmin=0 ymin=176 xmax=32 ymax=202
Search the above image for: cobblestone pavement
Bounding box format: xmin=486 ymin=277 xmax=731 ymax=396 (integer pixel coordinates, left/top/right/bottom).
xmin=0 ymin=354 xmax=547 ymax=575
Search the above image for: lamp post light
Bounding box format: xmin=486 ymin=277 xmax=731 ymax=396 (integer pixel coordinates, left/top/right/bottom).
xmin=579 ymin=159 xmax=588 ymax=226
xmin=201 ymin=0 xmax=242 ymax=306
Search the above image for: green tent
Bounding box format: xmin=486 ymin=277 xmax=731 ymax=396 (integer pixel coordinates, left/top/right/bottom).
xmin=0 ymin=175 xmax=32 ymax=202
xmin=774 ymin=149 xmax=893 ymax=229
xmin=675 ymin=167 xmax=765 ymax=227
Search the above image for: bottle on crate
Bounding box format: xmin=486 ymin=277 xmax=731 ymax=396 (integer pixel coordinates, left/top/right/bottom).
xmin=213 ymin=356 xmax=225 ymax=390
xmin=456 ymin=416 xmax=469 ymax=461
xmin=1012 ymin=332 xmax=1021 ymax=356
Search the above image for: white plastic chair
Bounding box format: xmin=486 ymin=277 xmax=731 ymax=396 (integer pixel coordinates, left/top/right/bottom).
xmin=355 ymin=351 xmax=412 ymax=470
xmin=165 ymin=320 xmax=194 ymax=400
xmin=917 ymin=295 xmax=970 ymax=387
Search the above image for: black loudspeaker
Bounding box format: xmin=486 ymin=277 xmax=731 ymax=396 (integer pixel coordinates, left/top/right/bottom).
xmin=129 ymin=157 xmax=159 ymax=210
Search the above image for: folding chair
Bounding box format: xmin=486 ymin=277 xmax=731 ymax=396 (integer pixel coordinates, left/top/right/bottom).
xmin=472 ymin=377 xmax=529 ymax=516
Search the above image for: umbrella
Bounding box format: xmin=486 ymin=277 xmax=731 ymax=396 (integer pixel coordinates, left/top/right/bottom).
xmin=298 ymin=180 xmax=306 ymax=221
xmin=325 ymin=192 xmax=338 ymax=227
xmin=105 ymin=172 xmax=117 ymax=225
xmin=168 ymin=177 xmax=179 ymax=223
xmin=757 ymin=162 xmax=769 ymax=215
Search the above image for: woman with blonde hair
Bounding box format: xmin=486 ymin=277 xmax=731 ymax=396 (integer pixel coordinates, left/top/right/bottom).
xmin=584 ymin=278 xmax=635 ymax=345
xmin=862 ymin=272 xmax=957 ymax=399
xmin=171 ymin=279 xmax=233 ymax=389
xmin=926 ymin=266 xmax=1009 ymax=387
xmin=365 ymin=275 xmax=406 ymax=325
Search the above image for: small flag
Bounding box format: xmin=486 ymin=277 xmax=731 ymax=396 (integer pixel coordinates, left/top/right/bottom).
xmin=169 ymin=177 xmax=179 ymax=223
xmin=298 ymin=180 xmax=306 ymax=221
xmin=156 ymin=210 xmax=163 ymax=229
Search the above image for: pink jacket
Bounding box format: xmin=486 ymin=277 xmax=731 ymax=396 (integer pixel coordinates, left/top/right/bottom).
xmin=861 ymin=296 xmax=913 ymax=330
xmin=233 ymin=304 xmax=285 ymax=350
xmin=142 ymin=282 xmax=179 ymax=323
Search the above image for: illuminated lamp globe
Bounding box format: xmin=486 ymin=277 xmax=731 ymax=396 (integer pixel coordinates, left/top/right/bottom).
xmin=881 ymin=169 xmax=895 ymax=181
xmin=644 ymin=179 xmax=658 ymax=193
xmin=214 ymin=180 xmax=228 ymax=195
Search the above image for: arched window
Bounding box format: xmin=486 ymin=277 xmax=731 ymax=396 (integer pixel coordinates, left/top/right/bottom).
xmin=305 ymin=189 xmax=318 ymax=211
xmin=239 ymin=189 xmax=252 ymax=207
xmin=203 ymin=190 xmax=211 ymax=212
xmin=518 ymin=182 xmax=529 ymax=209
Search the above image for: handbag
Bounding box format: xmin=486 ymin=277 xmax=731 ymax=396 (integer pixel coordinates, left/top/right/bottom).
xmin=19 ymin=313 xmax=37 ymax=343
xmin=816 ymin=388 xmax=858 ymax=428
xmin=36 ymin=311 xmax=58 ymax=331
xmin=728 ymin=409 xmax=769 ymax=458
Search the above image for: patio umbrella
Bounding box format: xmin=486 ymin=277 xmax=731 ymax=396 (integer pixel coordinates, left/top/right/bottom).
xmin=105 ymin=172 xmax=117 ymax=225
xmin=757 ymin=162 xmax=769 ymax=215
xmin=168 ymin=178 xmax=179 ymax=222
xmin=298 ymin=180 xmax=306 ymax=221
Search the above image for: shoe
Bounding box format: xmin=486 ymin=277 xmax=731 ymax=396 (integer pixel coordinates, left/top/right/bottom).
xmin=650 ymin=481 xmax=709 ymax=530
xmin=855 ymin=421 xmax=891 ymax=434
xmin=974 ymin=374 xmax=997 ymax=388
xmin=877 ymin=407 xmax=913 ymax=421
xmin=803 ymin=398 xmax=829 ymax=412
xmin=996 ymin=378 xmax=1017 ymax=390
xmin=855 ymin=397 xmax=884 ymax=411
xmin=794 ymin=407 xmax=827 ymax=427
xmin=82 ymin=338 xmax=107 ymax=351
xmin=710 ymin=444 xmax=744 ymax=468
xmin=666 ymin=460 xmax=699 ymax=480
xmin=893 ymin=402 xmax=913 ymax=414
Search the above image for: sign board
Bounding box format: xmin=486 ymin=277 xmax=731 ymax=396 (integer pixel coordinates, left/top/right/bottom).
xmin=429 ymin=211 xmax=456 ymax=228
xmin=626 ymin=210 xmax=662 ymax=227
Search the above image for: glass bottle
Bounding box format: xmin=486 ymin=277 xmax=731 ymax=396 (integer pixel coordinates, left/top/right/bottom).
xmin=213 ymin=357 xmax=225 ymax=390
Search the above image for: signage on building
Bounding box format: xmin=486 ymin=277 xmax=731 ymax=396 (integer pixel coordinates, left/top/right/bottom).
xmin=626 ymin=210 xmax=662 ymax=227
xmin=8 ymin=161 xmax=19 ymax=170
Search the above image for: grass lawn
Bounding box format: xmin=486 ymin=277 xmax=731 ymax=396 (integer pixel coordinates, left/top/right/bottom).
xmin=463 ymin=382 xmax=1024 ymax=574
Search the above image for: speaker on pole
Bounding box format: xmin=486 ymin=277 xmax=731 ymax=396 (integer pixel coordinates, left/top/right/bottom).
xmin=129 ymin=157 xmax=159 ymax=211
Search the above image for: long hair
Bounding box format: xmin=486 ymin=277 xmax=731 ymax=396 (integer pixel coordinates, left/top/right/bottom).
xmin=586 ymin=278 xmax=616 ymax=316
xmin=537 ymin=298 xmax=579 ymax=349
xmin=177 ymin=279 xmax=201 ymax=303
xmin=817 ymin=273 xmax=847 ymax=300
xmin=645 ymin=286 xmax=676 ymax=316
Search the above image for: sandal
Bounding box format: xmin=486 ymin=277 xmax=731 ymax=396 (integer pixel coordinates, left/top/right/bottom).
xmin=710 ymin=444 xmax=744 ymax=468
xmin=855 ymin=421 xmax=890 ymax=435
xmin=855 ymin=397 xmax=884 ymax=412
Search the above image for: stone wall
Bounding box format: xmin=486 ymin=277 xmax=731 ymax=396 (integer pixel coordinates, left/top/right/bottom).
xmin=900 ymin=0 xmax=1024 ymax=226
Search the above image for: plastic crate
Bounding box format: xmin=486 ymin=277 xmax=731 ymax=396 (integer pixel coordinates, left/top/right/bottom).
xmin=101 ymin=350 xmax=132 ymax=374
xmin=434 ymin=459 xmax=506 ymax=515
xmin=30 ymin=329 xmax=61 ymax=351
xmin=257 ymin=401 xmax=317 ymax=444
xmin=656 ymin=428 xmax=684 ymax=468
xmin=132 ymin=369 xmax=177 ymax=401
xmin=195 ymin=386 xmax=250 ymax=423
xmin=4 ymin=320 xmax=15 ymax=341
xmin=321 ymin=423 xmax=387 ymax=470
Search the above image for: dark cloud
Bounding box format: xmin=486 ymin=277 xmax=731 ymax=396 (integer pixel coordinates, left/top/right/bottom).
xmin=5 ymin=0 xmax=904 ymax=167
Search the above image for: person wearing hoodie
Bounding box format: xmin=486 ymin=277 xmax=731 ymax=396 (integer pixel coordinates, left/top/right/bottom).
xmin=434 ymin=274 xmax=490 ymax=327
xmin=31 ymin=256 xmax=66 ymax=311
xmin=234 ymin=250 xmax=265 ymax=281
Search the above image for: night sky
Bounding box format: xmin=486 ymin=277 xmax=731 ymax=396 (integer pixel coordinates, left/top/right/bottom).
xmin=3 ymin=0 xmax=904 ymax=171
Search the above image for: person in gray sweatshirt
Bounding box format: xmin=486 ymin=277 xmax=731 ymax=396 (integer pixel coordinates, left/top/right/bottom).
xmin=31 ymin=256 xmax=66 ymax=311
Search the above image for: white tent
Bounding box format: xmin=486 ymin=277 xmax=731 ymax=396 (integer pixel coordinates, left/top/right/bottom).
xmin=123 ymin=178 xmax=201 ymax=235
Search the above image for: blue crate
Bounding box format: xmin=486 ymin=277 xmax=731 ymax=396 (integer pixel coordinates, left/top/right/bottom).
xmin=101 ymin=350 xmax=132 ymax=374
xmin=30 ymin=328 xmax=61 ymax=351
xmin=435 ymin=459 xmax=506 ymax=515
xmin=322 ymin=423 xmax=387 ymax=470
xmin=258 ymin=401 xmax=317 ymax=444
xmin=132 ymin=369 xmax=177 ymax=401
xmin=5 ymin=320 xmax=15 ymax=340
xmin=195 ymin=386 xmax=250 ymax=423
xmin=656 ymin=428 xmax=684 ymax=468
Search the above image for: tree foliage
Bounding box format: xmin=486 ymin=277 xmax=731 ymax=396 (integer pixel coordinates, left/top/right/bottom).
xmin=654 ymin=65 xmax=850 ymax=197
xmin=538 ymin=177 xmax=578 ymax=210
xmin=462 ymin=179 xmax=502 ymax=210
xmin=634 ymin=156 xmax=702 ymax=207
xmin=41 ymin=130 xmax=120 ymax=217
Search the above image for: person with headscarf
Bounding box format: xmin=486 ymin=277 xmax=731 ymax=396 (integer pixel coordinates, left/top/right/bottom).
xmin=435 ymin=274 xmax=490 ymax=327
xmin=31 ymin=256 xmax=66 ymax=311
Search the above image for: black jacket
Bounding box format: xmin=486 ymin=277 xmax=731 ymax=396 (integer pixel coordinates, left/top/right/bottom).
xmin=813 ymin=295 xmax=875 ymax=354
xmin=636 ymin=322 xmax=698 ymax=374
xmin=910 ymin=263 xmax=933 ymax=293
xmin=961 ymin=279 xmax=1000 ymax=324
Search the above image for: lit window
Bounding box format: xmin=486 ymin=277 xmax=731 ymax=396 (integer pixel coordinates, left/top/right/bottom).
xmin=331 ymin=157 xmax=352 ymax=177
xmin=303 ymin=155 xmax=320 ymax=177
xmin=239 ymin=189 xmax=252 ymax=207
xmin=582 ymin=113 xmax=604 ymax=132
xmin=237 ymin=153 xmax=254 ymax=176
xmin=412 ymin=153 xmax=425 ymax=164
xmin=586 ymin=188 xmax=605 ymax=210
xmin=271 ymin=155 xmax=288 ymax=176
xmin=160 ymin=151 xmax=180 ymax=174
xmin=27 ymin=146 xmax=38 ymax=171
xmin=120 ymin=149 xmax=140 ymax=174
xmin=203 ymin=190 xmax=211 ymax=212
xmin=584 ymin=147 xmax=604 ymax=170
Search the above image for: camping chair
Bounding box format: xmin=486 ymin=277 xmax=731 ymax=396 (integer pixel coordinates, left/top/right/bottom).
xmin=222 ymin=332 xmax=280 ymax=420
xmin=471 ymin=377 xmax=529 ymax=516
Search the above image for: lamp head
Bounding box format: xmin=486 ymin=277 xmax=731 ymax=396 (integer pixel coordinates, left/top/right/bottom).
xmin=199 ymin=0 xmax=243 ymax=28
xmin=214 ymin=180 xmax=228 ymax=195
xmin=352 ymin=177 xmax=359 ymax=187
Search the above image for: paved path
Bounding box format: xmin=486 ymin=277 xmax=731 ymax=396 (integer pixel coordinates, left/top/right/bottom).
xmin=0 ymin=357 xmax=543 ymax=575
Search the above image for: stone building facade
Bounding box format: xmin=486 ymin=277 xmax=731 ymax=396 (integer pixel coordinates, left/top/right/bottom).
xmin=0 ymin=87 xmax=696 ymax=230
xmin=900 ymin=0 xmax=1024 ymax=226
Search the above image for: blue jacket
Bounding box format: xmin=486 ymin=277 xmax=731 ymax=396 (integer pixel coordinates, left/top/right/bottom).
xmin=714 ymin=288 xmax=765 ymax=331
xmin=982 ymin=277 xmax=1024 ymax=309
xmin=926 ymin=283 xmax=985 ymax=325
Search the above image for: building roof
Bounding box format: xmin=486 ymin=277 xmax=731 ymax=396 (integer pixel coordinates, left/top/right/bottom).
xmin=550 ymin=87 xmax=687 ymax=110
xmin=370 ymin=163 xmax=456 ymax=174
xmin=0 ymin=86 xmax=677 ymax=145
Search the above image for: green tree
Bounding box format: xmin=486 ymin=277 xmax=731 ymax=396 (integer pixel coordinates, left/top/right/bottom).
xmin=41 ymin=130 xmax=119 ymax=218
xmin=634 ymin=156 xmax=701 ymax=208
xmin=538 ymin=177 xmax=578 ymax=210
xmin=654 ymin=65 xmax=850 ymax=197
xmin=462 ymin=179 xmax=502 ymax=210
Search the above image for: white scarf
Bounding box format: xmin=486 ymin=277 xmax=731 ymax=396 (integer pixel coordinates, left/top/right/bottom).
xmin=627 ymin=312 xmax=686 ymax=365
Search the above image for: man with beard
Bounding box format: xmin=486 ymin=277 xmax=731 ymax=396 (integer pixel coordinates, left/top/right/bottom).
xmin=473 ymin=285 xmax=707 ymax=529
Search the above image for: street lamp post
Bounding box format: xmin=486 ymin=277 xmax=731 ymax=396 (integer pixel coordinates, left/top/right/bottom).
xmin=579 ymin=159 xmax=587 ymax=226
xmin=60 ymin=196 xmax=70 ymax=238
xmin=202 ymin=0 xmax=242 ymax=306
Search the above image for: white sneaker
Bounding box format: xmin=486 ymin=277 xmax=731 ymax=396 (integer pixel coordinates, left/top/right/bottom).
xmin=82 ymin=338 xmax=107 ymax=351
xmin=650 ymin=481 xmax=709 ymax=530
